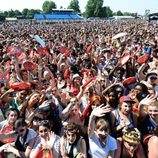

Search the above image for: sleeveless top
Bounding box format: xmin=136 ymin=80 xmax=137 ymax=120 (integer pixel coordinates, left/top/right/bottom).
xmin=138 ymin=114 xmax=157 ymax=138
xmin=65 ymin=136 xmax=83 ymax=158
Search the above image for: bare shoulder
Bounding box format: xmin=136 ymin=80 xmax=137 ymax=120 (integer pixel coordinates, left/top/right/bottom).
xmin=148 ymin=136 xmax=158 ymax=144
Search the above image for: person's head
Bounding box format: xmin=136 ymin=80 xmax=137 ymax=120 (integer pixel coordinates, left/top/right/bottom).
xmin=119 ymin=96 xmax=135 ymax=115
xmin=71 ymin=104 xmax=81 ymax=117
xmin=17 ymin=90 xmax=28 ymax=101
xmin=148 ymin=101 xmax=158 ymax=120
xmin=122 ymin=127 xmax=141 ymax=153
xmin=146 ymin=71 xmax=158 ymax=86
xmin=72 ymin=74 xmax=81 ymax=87
xmin=6 ymin=108 xmax=20 ymax=124
xmin=105 ymin=88 xmax=118 ymax=106
xmin=38 ymin=120 xmax=51 ymax=139
xmin=14 ymin=118 xmax=28 ymax=138
xmin=90 ymin=94 xmax=102 ymax=109
xmin=134 ymin=82 xmax=148 ymax=96
xmin=21 ymin=69 xmax=28 ymax=81
xmin=115 ymin=85 xmax=124 ymax=98
xmin=114 ymin=67 xmax=125 ymax=80
xmin=65 ymin=122 xmax=80 ymax=144
xmin=95 ymin=118 xmax=110 ymax=140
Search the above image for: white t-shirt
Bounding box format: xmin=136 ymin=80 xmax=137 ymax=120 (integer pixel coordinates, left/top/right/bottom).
xmin=89 ymin=132 xmax=117 ymax=158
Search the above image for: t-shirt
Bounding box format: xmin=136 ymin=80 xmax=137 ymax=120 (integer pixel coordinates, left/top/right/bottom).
xmin=89 ymin=132 xmax=117 ymax=158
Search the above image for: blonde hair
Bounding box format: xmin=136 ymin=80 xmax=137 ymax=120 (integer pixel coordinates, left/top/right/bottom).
xmin=149 ymin=101 xmax=158 ymax=107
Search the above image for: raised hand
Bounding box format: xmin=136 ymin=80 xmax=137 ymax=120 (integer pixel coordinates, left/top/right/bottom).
xmin=139 ymin=94 xmax=156 ymax=106
xmin=91 ymin=104 xmax=111 ymax=117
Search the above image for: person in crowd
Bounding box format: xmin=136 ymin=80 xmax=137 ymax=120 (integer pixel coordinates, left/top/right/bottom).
xmin=88 ymin=105 xmax=117 ymax=158
xmin=0 ymin=118 xmax=37 ymax=158
xmin=0 ymin=108 xmax=19 ymax=146
xmin=111 ymin=96 xmax=137 ymax=138
xmin=60 ymin=122 xmax=87 ymax=158
xmin=30 ymin=120 xmax=60 ymax=158
xmin=115 ymin=127 xmax=146 ymax=158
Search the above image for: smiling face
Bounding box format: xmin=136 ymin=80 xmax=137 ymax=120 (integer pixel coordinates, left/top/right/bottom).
xmin=38 ymin=125 xmax=49 ymax=139
xmin=148 ymin=105 xmax=158 ymax=120
xmin=7 ymin=110 xmax=18 ymax=125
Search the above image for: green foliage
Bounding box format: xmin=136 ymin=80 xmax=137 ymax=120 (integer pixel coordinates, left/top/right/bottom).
xmin=116 ymin=10 xmax=123 ymax=16
xmin=8 ymin=9 xmax=15 ymax=17
xmin=85 ymin=0 xmax=113 ymax=18
xmin=68 ymin=0 xmax=80 ymax=13
xmin=42 ymin=0 xmax=57 ymax=14
xmin=0 ymin=13 xmax=5 ymax=21
xmin=22 ymin=8 xmax=29 ymax=17
xmin=123 ymin=12 xmax=132 ymax=16
xmin=101 ymin=6 xmax=113 ymax=17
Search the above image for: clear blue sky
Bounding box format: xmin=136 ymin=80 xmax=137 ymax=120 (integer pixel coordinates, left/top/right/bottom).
xmin=0 ymin=0 xmax=157 ymax=15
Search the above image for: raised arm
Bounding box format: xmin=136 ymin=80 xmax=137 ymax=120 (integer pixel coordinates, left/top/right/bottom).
xmin=88 ymin=104 xmax=111 ymax=137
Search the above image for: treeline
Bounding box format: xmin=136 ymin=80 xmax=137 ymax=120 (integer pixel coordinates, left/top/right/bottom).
xmin=0 ymin=0 xmax=136 ymax=20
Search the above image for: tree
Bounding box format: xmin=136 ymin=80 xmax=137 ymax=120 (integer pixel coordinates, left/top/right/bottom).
xmin=85 ymin=0 xmax=103 ymax=18
xmin=22 ymin=8 xmax=29 ymax=17
xmin=68 ymin=0 xmax=80 ymax=13
xmin=116 ymin=10 xmax=123 ymax=16
xmin=8 ymin=9 xmax=15 ymax=17
xmin=14 ymin=10 xmax=22 ymax=17
xmin=101 ymin=6 xmax=113 ymax=17
xmin=123 ymin=12 xmax=132 ymax=16
xmin=42 ymin=0 xmax=57 ymax=14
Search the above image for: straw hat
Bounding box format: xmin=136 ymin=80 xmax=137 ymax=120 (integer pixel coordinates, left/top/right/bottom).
xmin=122 ymin=128 xmax=141 ymax=145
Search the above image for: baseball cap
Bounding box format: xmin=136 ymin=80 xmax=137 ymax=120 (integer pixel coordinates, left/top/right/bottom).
xmin=119 ymin=95 xmax=135 ymax=104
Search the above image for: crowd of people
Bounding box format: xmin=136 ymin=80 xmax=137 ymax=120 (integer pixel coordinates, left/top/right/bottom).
xmin=0 ymin=19 xmax=158 ymax=158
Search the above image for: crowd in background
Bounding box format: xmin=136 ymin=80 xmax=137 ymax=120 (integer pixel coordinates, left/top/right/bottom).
xmin=0 ymin=19 xmax=158 ymax=158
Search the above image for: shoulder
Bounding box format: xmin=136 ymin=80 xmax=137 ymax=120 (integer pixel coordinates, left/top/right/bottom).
xmin=148 ymin=135 xmax=158 ymax=145
xmin=107 ymin=135 xmax=117 ymax=150
xmin=27 ymin=128 xmax=38 ymax=139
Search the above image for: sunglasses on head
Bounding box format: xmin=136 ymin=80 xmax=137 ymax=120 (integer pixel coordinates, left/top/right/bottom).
xmin=38 ymin=120 xmax=49 ymax=126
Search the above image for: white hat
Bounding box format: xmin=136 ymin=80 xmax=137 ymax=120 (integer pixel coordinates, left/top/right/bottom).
xmin=72 ymin=74 xmax=80 ymax=80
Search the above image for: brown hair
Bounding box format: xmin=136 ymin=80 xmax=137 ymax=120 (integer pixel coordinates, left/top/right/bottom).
xmin=95 ymin=118 xmax=110 ymax=133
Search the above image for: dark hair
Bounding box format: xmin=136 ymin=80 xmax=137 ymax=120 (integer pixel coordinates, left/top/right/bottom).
xmin=135 ymin=82 xmax=148 ymax=94
xmin=38 ymin=120 xmax=51 ymax=130
xmin=14 ymin=118 xmax=27 ymax=130
xmin=64 ymin=122 xmax=80 ymax=137
xmin=5 ymin=108 xmax=20 ymax=118
xmin=104 ymin=87 xmax=118 ymax=99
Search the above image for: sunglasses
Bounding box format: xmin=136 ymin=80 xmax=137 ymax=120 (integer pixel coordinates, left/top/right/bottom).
xmin=39 ymin=128 xmax=48 ymax=133
xmin=150 ymin=76 xmax=157 ymax=80
xmin=15 ymin=128 xmax=25 ymax=134
xmin=38 ymin=120 xmax=49 ymax=126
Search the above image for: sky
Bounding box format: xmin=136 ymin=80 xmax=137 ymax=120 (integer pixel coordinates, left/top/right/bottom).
xmin=0 ymin=0 xmax=158 ymax=15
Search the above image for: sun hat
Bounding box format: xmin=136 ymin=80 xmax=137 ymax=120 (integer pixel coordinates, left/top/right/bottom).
xmin=122 ymin=127 xmax=141 ymax=145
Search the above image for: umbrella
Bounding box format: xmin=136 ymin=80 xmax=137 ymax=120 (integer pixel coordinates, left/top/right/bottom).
xmin=112 ymin=32 xmax=127 ymax=40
